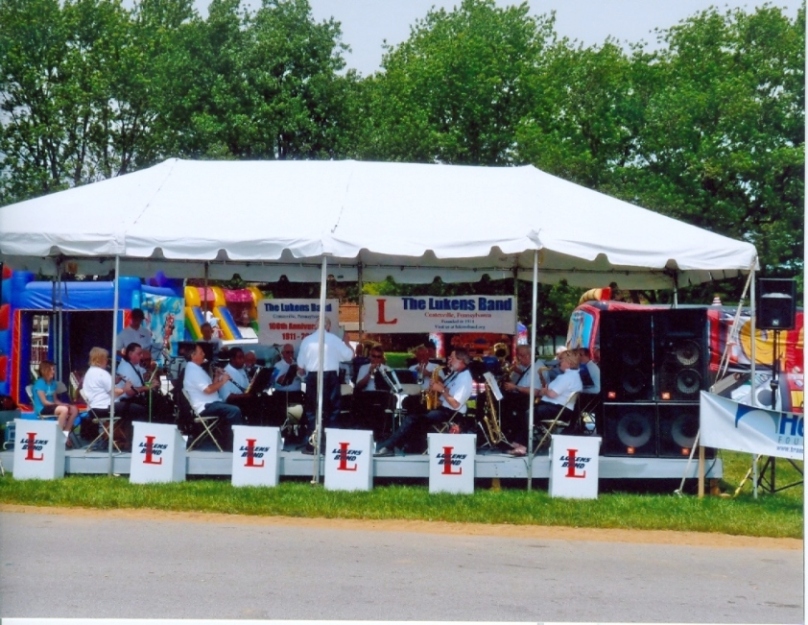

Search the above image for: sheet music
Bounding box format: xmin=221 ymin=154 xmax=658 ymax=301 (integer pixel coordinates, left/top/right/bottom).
xmin=483 ymin=372 xmax=503 ymax=401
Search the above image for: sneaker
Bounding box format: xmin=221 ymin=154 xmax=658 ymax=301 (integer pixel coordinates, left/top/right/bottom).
xmin=374 ymin=447 xmax=394 ymax=457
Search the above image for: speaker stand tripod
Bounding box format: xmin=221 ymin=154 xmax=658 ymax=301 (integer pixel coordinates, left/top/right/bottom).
xmin=753 ymin=330 xmax=803 ymax=495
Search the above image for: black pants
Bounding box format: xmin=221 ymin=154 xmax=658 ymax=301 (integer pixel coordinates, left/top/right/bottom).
xmin=304 ymin=371 xmax=342 ymax=436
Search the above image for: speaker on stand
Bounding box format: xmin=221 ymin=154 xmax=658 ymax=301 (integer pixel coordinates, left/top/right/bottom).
xmin=755 ymin=278 xmax=797 ymax=492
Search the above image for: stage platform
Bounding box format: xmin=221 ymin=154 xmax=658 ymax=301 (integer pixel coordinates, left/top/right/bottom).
xmin=0 ymin=444 xmax=722 ymax=481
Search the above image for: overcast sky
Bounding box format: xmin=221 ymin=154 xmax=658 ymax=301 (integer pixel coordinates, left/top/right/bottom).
xmin=192 ymin=0 xmax=804 ymax=76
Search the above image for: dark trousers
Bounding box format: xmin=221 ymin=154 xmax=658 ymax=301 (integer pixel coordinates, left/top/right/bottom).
xmin=378 ymin=406 xmax=457 ymax=452
xmin=201 ymin=401 xmax=243 ymax=449
xmin=514 ymin=401 xmax=576 ymax=447
xmin=304 ymin=371 xmax=342 ymax=436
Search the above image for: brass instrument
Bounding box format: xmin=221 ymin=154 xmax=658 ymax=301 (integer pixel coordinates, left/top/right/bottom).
xmin=480 ymin=378 xmax=507 ymax=447
xmin=425 ymin=366 xmax=445 ymax=410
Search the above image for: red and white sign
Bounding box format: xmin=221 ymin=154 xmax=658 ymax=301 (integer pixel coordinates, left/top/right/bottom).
xmin=12 ymin=419 xmax=65 ymax=480
xmin=363 ymin=296 xmax=516 ymax=334
xmin=257 ymin=298 xmax=340 ymax=347
xmin=428 ymin=433 xmax=476 ymax=494
xmin=130 ymin=422 xmax=186 ymax=484
xmin=231 ymin=426 xmax=281 ymax=487
xmin=324 ymin=428 xmax=373 ymax=491
xmin=548 ymin=435 xmax=601 ymax=499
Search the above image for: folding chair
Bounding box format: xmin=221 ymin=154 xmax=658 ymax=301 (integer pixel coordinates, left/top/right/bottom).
xmin=532 ymin=392 xmax=579 ymax=455
xmin=80 ymin=389 xmax=123 ymax=453
xmin=182 ymin=388 xmax=223 ymax=452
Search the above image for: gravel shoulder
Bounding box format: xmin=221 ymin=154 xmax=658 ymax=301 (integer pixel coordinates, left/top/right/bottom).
xmin=2 ymin=503 xmax=801 ymax=550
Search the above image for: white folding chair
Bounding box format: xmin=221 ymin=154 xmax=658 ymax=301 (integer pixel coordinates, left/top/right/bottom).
xmin=533 ymin=392 xmax=579 ymax=455
xmin=182 ymin=388 xmax=223 ymax=452
xmin=79 ymin=389 xmax=123 ymax=453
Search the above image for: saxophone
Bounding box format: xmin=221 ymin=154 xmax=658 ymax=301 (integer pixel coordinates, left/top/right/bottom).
xmin=425 ymin=365 xmax=444 ymax=410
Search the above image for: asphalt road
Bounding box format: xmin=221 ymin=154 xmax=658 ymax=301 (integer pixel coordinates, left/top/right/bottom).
xmin=0 ymin=509 xmax=802 ymax=623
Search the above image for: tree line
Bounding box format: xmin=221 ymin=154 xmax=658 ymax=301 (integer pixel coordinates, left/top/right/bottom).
xmin=0 ymin=0 xmax=803 ymax=330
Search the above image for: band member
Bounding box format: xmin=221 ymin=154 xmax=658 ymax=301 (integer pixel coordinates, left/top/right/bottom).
xmin=500 ymin=345 xmax=545 ymax=440
xmin=353 ymin=346 xmax=396 ymax=438
xmin=266 ymin=344 xmax=304 ymax=427
xmin=218 ymin=347 xmax=262 ymax=425
xmin=137 ymin=350 xmax=175 ymax=424
xmin=81 ymin=347 xmax=139 ymax=448
xmin=508 ymin=349 xmax=582 ymax=456
xmin=200 ymin=321 xmax=222 ymax=358
xmin=115 ymin=308 xmax=159 ymax=359
xmin=184 ymin=342 xmax=243 ymax=451
xmin=297 ymin=318 xmax=354 ymax=454
xmin=112 ymin=343 xmax=152 ymax=422
xmin=409 ymin=345 xmax=438 ymax=391
xmin=374 ymin=348 xmax=473 ymax=456
xmin=577 ymin=348 xmax=601 ymax=395
xmin=244 ymin=351 xmax=260 ymax=379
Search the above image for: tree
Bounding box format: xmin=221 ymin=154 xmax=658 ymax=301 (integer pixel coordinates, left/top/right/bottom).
xmin=358 ymin=0 xmax=555 ymax=165
xmin=626 ymin=5 xmax=804 ymax=277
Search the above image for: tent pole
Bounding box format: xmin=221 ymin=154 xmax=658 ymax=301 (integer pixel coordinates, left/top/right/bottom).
xmin=513 ymin=265 xmax=519 ymax=354
xmin=750 ymin=265 xmax=759 ymax=498
xmin=313 ymin=256 xmax=328 ymax=484
xmin=358 ymin=262 xmax=364 ymax=345
xmin=108 ymin=255 xmax=120 ymax=477
xmin=203 ymin=263 xmax=209 ymax=319
xmin=55 ymin=259 xmax=63 ymax=382
xmin=527 ymin=250 xmax=539 ymax=491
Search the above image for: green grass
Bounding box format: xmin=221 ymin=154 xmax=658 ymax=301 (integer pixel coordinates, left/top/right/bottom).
xmin=0 ymin=451 xmax=802 ymax=539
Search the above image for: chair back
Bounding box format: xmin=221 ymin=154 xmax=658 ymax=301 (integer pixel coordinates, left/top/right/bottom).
xmin=25 ymin=384 xmax=34 ymax=403
xmin=181 ymin=388 xmax=201 ymax=417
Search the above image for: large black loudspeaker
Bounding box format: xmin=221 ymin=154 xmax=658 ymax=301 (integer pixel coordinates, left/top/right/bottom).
xmin=601 ymin=404 xmax=657 ymax=456
xmin=600 ymin=311 xmax=653 ymax=402
xmin=657 ymin=404 xmax=700 ymax=458
xmin=757 ymin=278 xmax=796 ymax=330
xmin=654 ymin=308 xmax=708 ymax=402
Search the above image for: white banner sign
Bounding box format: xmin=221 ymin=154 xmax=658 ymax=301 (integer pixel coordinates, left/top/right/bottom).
xmin=257 ymin=299 xmax=339 ymax=347
xmin=130 ymin=422 xmax=186 ymax=484
xmin=363 ymin=296 xmax=516 ymax=334
xmin=12 ymin=419 xmax=65 ymax=480
xmin=700 ymin=391 xmax=803 ymax=460
xmin=548 ymin=435 xmax=601 ymax=499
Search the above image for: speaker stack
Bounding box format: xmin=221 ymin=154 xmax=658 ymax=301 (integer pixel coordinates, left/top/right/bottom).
xmin=600 ymin=308 xmax=709 ymax=457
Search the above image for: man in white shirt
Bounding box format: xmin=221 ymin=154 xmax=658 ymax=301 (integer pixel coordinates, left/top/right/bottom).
xmin=218 ymin=347 xmax=261 ymax=425
xmin=353 ymin=346 xmax=397 ymax=438
xmin=116 ymin=308 xmax=159 ymax=359
xmin=266 ymin=343 xmax=304 ymax=427
xmin=508 ymin=349 xmax=583 ymax=456
xmin=500 ymin=345 xmax=545 ymax=441
xmin=183 ymin=342 xmax=243 ymax=450
xmin=375 ymin=348 xmax=474 ymax=456
xmin=297 ymin=318 xmax=354 ymax=453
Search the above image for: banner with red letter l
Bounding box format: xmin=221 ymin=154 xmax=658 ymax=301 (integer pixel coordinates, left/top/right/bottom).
xmin=549 ymin=435 xmax=601 ymax=499
xmin=130 ymin=422 xmax=186 ymax=484
xmin=428 ymin=433 xmax=476 ymax=494
xmin=700 ymin=391 xmax=803 ymax=460
xmin=12 ymin=419 xmax=65 ymax=480
xmin=324 ymin=428 xmax=373 ymax=491
xmin=231 ymin=426 xmax=281 ymax=487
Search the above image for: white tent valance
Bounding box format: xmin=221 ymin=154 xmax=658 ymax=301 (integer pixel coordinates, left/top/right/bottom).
xmin=0 ymin=158 xmax=758 ymax=287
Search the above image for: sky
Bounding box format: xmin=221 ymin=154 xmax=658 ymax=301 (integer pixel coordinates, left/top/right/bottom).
xmin=192 ymin=0 xmax=805 ymax=76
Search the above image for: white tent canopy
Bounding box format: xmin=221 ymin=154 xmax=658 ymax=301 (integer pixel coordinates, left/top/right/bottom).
xmin=0 ymin=158 xmax=757 ymax=287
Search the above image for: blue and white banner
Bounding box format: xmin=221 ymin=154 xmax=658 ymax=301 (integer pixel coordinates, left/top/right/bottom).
xmin=700 ymin=391 xmax=803 ymax=460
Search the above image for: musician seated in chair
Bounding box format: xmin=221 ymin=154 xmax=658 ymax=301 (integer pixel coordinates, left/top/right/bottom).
xmin=374 ymin=348 xmax=473 ymax=456
xmin=244 ymin=350 xmax=260 ymax=379
xmin=353 ymin=346 xmax=397 ymax=438
xmin=266 ymin=343 xmax=304 ymax=427
xmin=218 ymin=347 xmax=262 ymax=425
xmin=82 ymin=347 xmax=140 ymax=447
xmin=500 ymin=345 xmax=545 ymax=441
xmin=116 ymin=343 xmax=174 ymax=423
xmin=508 ymin=349 xmax=582 ymax=456
xmin=185 ymin=342 xmax=243 ymax=450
